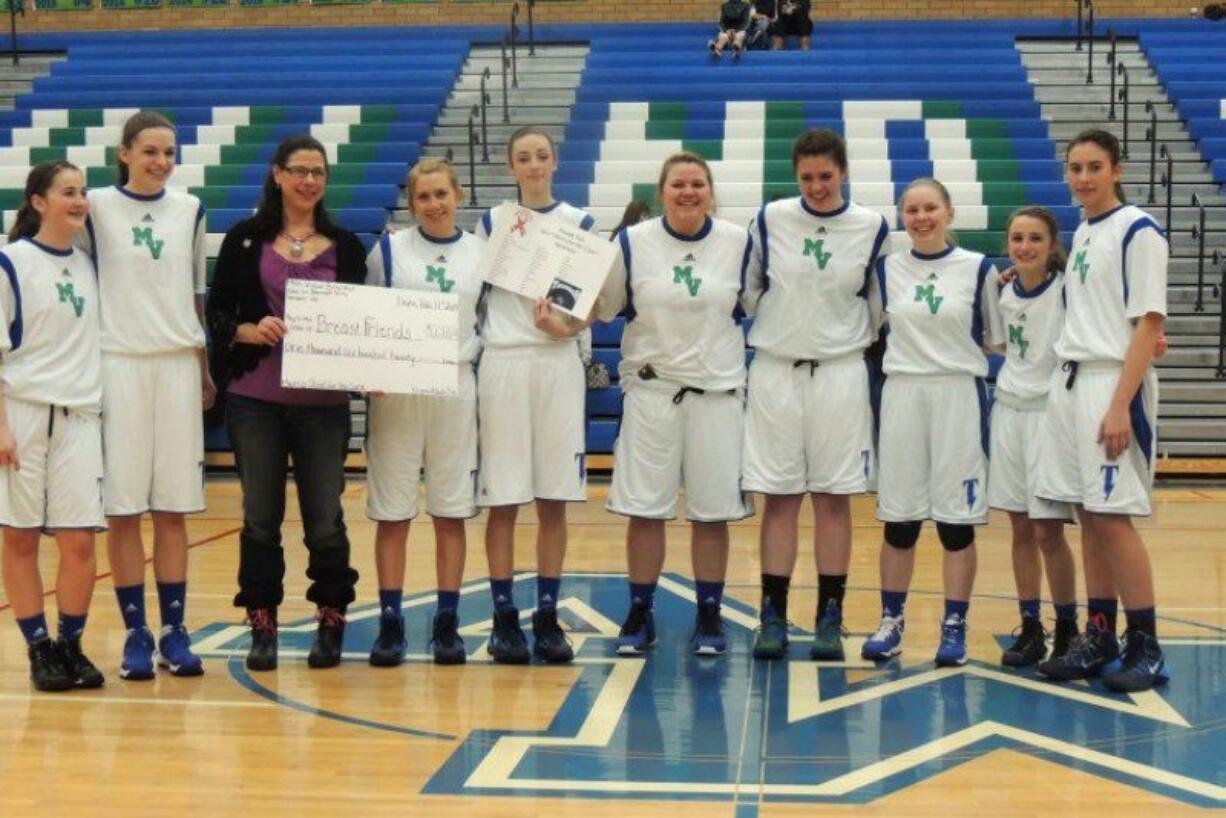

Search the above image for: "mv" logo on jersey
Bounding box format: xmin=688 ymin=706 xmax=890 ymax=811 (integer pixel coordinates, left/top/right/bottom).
xmin=56 ymin=282 xmax=85 ymax=317
xmin=672 ymin=265 xmax=702 ymax=297
xmin=425 ymin=265 xmax=455 ymax=293
xmin=131 ymin=226 xmax=164 ymax=260
xmin=1072 ymin=249 xmax=1090 ymax=284
xmin=803 ymin=238 xmax=832 ymax=270
xmin=914 ymin=283 xmax=944 ymax=314
xmin=1008 ymin=324 xmax=1030 ymax=359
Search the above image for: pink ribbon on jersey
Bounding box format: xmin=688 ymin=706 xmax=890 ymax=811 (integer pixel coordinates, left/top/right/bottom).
xmin=511 ymin=210 xmax=530 ymax=236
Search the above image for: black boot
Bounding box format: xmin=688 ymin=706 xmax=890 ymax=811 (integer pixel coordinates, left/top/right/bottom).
xmin=246 ymin=608 xmax=278 ymax=672
xmin=308 ymin=607 xmax=346 ymax=669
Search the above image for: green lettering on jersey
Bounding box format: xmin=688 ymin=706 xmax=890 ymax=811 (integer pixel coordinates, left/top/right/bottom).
xmin=425 ymin=264 xmax=454 ymax=293
xmin=56 ymin=281 xmax=85 ymax=317
xmin=672 ymin=265 xmax=702 ymax=297
xmin=913 ymin=283 xmax=944 ymax=315
xmin=1008 ymin=324 xmax=1030 ymax=359
xmin=1072 ymin=249 xmax=1090 ymax=284
xmin=802 ymin=238 xmax=832 ymax=270
xmin=131 ymin=225 xmax=164 ymax=260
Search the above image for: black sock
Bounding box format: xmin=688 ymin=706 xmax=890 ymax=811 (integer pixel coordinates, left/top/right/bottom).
xmin=761 ymin=573 xmax=790 ymax=620
xmin=1087 ymin=598 xmax=1118 ymax=633
xmin=1125 ymin=607 xmax=1157 ymax=639
xmin=817 ymin=574 xmax=848 ymax=618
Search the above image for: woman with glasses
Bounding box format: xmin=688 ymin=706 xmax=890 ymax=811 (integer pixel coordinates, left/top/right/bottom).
xmin=206 ymin=134 xmax=365 ymax=673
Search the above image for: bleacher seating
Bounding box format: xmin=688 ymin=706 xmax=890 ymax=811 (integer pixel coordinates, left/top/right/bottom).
xmin=1141 ymin=32 xmax=1226 ymax=185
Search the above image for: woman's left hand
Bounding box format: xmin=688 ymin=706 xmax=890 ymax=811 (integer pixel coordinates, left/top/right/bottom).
xmin=1098 ymin=403 xmax=1133 ymax=461
xmin=533 ymin=298 xmax=575 ymax=338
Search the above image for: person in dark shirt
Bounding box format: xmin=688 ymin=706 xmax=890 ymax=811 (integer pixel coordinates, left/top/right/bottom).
xmin=709 ymin=0 xmax=751 ymax=58
xmin=772 ymin=0 xmax=812 ymax=50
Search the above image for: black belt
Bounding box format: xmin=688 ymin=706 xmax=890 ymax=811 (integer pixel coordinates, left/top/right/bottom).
xmin=47 ymin=405 xmax=68 ymax=437
xmin=793 ymin=359 xmax=820 ymax=377
xmin=1062 ymin=361 xmax=1079 ymax=390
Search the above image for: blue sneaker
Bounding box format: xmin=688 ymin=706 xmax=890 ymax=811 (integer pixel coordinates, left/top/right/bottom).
xmin=861 ymin=614 xmax=905 ymax=661
xmin=1102 ymin=631 xmax=1170 ymax=693
xmin=1037 ymin=614 xmax=1119 ymax=681
xmin=157 ymin=625 xmax=204 ymax=677
xmin=615 ymin=605 xmax=656 ymax=656
xmin=752 ymin=610 xmax=789 ymax=660
xmin=120 ymin=626 xmax=156 ymax=681
xmin=810 ymin=600 xmax=847 ymax=661
xmin=689 ymin=603 xmax=727 ymax=656
xmin=935 ymin=614 xmax=968 ymax=667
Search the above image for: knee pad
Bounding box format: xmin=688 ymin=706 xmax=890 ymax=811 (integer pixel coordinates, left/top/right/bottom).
xmin=883 ymin=521 xmax=921 ymax=550
xmin=937 ymin=522 xmax=975 ymax=552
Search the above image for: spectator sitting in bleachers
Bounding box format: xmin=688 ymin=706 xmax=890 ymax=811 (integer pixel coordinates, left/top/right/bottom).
xmin=749 ymin=0 xmax=777 ymax=50
xmin=771 ymin=0 xmax=812 ymax=50
xmin=709 ymin=0 xmax=752 ymax=60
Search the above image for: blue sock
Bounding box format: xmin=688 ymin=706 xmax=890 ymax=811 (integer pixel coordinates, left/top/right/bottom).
xmin=490 ymin=578 xmax=514 ymax=611
xmin=881 ymin=590 xmax=907 ymax=619
xmin=58 ymin=612 xmax=87 ymax=640
xmin=695 ymin=581 xmax=724 ymax=609
xmin=115 ymin=584 xmax=147 ymax=631
xmin=944 ymin=599 xmax=970 ymax=621
xmin=537 ymin=576 xmax=561 ymax=610
xmin=1054 ymin=602 xmax=1078 ymax=623
xmin=1019 ymin=599 xmax=1041 ymax=621
xmin=379 ymin=588 xmax=403 ymax=620
xmin=1088 ymin=597 xmax=1118 ymax=632
xmin=16 ymin=613 xmax=50 ymax=645
xmin=629 ymin=582 xmax=656 ymax=610
xmin=437 ymin=590 xmax=460 ymax=613
xmin=157 ymin=581 xmax=187 ymax=629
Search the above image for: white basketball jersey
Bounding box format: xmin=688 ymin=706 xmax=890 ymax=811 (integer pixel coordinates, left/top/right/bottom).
xmin=1054 ymin=204 xmax=1168 ymax=363
xmin=83 ymin=185 xmax=206 ymax=354
xmin=597 ymin=216 xmax=753 ymax=391
xmin=476 ymin=200 xmax=597 ymax=348
xmin=745 ymin=197 xmax=890 ymax=361
xmin=0 ymin=238 xmax=101 ymax=409
xmin=995 ymin=272 xmax=1065 ymax=404
xmin=873 ymin=246 xmax=1003 ymax=378
xmin=365 ymin=227 xmax=484 ymax=364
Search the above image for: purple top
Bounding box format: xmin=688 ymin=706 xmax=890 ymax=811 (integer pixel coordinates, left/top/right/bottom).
xmin=229 ymin=242 xmax=348 ymax=407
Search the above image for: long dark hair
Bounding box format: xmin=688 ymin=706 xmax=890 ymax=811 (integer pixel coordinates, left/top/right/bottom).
xmin=8 ymin=160 xmax=81 ymax=242
xmin=248 ymin=134 xmax=339 ymax=241
xmin=1065 ymin=128 xmax=1127 ymax=204
xmin=610 ymin=199 xmax=651 ymax=240
xmin=117 ymin=111 xmax=175 ymax=186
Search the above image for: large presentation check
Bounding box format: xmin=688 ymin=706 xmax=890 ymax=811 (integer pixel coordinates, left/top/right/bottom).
xmin=477 ymin=202 xmax=618 ymax=320
xmin=281 ymin=279 xmax=460 ymax=395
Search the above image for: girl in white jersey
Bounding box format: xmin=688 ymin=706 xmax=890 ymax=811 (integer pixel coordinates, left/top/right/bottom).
xmin=742 ymin=130 xmax=890 ymax=663
xmin=862 ymin=178 xmax=1003 ymax=668
xmin=364 ymin=159 xmax=482 ymax=667
xmin=82 ymin=113 xmax=212 ymax=681
xmin=0 ymin=161 xmax=106 ymax=692
xmin=597 ymin=151 xmax=754 ymax=657
xmin=989 ymin=207 xmax=1080 ymax=667
xmin=1034 ymin=130 xmax=1169 ymax=693
xmin=473 ymin=126 xmax=597 ymax=665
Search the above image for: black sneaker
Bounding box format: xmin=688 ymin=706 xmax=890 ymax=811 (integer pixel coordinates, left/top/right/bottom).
xmin=1001 ymin=617 xmax=1048 ymax=668
xmin=28 ymin=639 xmax=74 ymax=693
xmin=487 ymin=607 xmax=530 ymax=664
xmin=1051 ymin=617 xmax=1078 ymax=660
xmin=430 ymin=610 xmax=467 ymax=665
xmin=369 ymin=615 xmax=407 ymax=668
xmin=246 ymin=608 xmax=278 ymax=672
xmin=308 ymin=607 xmax=346 ymax=669
xmin=1103 ymin=630 xmax=1170 ymax=693
xmin=532 ymin=608 xmax=574 ymax=664
xmin=1037 ymin=614 xmax=1118 ymax=681
xmin=56 ymin=637 xmax=105 ymax=689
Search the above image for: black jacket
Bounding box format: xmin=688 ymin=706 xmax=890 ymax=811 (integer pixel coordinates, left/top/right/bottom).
xmin=205 ymin=217 xmax=368 ymax=393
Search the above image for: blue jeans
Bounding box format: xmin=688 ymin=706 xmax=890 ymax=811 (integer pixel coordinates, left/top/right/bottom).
xmin=226 ymin=394 xmax=357 ymax=611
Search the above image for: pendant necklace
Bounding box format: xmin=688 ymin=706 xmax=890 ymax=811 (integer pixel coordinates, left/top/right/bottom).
xmin=280 ymin=230 xmax=316 ymax=259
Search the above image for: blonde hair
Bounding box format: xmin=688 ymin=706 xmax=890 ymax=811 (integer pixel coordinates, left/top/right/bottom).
xmin=900 ymin=177 xmax=956 ymax=246
xmin=656 ymin=151 xmax=718 ymax=215
xmin=406 ymin=158 xmax=465 ymax=214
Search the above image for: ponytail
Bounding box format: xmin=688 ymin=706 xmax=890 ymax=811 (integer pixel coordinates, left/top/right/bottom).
xmin=7 ymin=160 xmax=80 ymax=242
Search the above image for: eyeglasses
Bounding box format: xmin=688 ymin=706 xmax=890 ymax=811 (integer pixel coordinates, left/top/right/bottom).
xmin=282 ymin=165 xmax=328 ymax=180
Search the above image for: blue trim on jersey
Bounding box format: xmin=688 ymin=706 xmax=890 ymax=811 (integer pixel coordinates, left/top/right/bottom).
xmin=115 ymin=184 xmax=166 ymax=202
xmin=858 ymin=216 xmax=890 ymax=299
xmin=379 ymin=233 xmax=393 ymax=288
xmin=975 ymin=377 xmax=990 ymax=457
xmin=1120 ymin=217 xmax=1164 ymax=308
xmin=799 ymin=196 xmax=850 ymax=219
xmin=755 ymin=207 xmax=771 ymax=293
xmin=0 ymin=252 xmax=23 ymax=351
xmin=480 ymin=209 xmax=493 ymax=237
xmin=661 ymin=215 xmax=713 ymax=242
xmin=1012 ymin=271 xmax=1057 ymax=299
xmin=418 ymin=226 xmax=464 ymax=245
xmin=735 ymin=233 xmax=753 ymax=322
xmin=618 ymin=229 xmax=636 ymax=323
xmin=875 ymin=255 xmax=889 ymax=312
xmin=910 ymin=245 xmax=956 ymax=261
xmin=1130 ymin=383 xmax=1153 ymax=463
xmin=1086 ymin=203 xmax=1127 ymax=225
xmin=194 ymin=201 xmax=207 ymax=227
xmin=23 ymin=236 xmax=73 ymax=257
xmin=971 ymin=256 xmax=992 ymax=347
xmin=579 ymin=213 xmax=596 ymax=232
